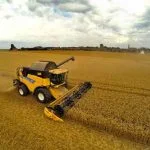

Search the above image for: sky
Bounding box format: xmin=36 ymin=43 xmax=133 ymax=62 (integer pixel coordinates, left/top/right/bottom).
xmin=0 ymin=0 xmax=150 ymax=49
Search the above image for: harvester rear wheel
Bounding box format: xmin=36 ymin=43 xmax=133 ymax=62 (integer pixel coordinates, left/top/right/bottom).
xmin=35 ymin=88 xmax=51 ymax=103
xmin=18 ymin=84 xmax=29 ymax=96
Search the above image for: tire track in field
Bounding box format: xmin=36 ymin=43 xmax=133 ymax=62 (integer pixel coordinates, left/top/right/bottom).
xmin=66 ymin=112 xmax=150 ymax=146
xmin=69 ymin=78 xmax=150 ymax=97
xmin=93 ymin=86 xmax=150 ymax=97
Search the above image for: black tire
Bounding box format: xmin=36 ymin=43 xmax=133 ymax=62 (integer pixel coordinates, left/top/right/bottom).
xmin=35 ymin=88 xmax=51 ymax=103
xmin=18 ymin=84 xmax=29 ymax=96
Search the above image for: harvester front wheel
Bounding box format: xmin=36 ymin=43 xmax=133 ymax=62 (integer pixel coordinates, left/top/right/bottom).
xmin=18 ymin=84 xmax=29 ymax=96
xmin=35 ymin=88 xmax=51 ymax=103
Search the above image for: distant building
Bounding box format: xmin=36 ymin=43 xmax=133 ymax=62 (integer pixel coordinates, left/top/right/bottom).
xmin=100 ymin=44 xmax=104 ymax=48
xmin=128 ymin=44 xmax=130 ymax=49
xmin=140 ymin=50 xmax=145 ymax=54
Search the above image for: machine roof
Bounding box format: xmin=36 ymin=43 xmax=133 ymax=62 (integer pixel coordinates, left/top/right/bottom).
xmin=30 ymin=62 xmax=50 ymax=71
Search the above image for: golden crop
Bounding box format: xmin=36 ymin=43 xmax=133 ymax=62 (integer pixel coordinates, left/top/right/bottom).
xmin=0 ymin=50 xmax=149 ymax=149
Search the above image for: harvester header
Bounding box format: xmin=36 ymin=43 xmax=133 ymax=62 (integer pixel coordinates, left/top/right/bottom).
xmin=44 ymin=82 xmax=92 ymax=122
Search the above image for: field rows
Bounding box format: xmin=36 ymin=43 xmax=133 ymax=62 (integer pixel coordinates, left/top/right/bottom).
xmin=68 ymin=79 xmax=150 ymax=144
xmin=0 ymin=51 xmax=150 ymax=149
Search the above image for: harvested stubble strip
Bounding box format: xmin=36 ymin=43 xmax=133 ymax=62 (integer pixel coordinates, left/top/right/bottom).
xmin=67 ymin=109 xmax=150 ymax=145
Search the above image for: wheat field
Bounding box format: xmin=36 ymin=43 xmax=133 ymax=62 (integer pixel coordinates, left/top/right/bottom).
xmin=0 ymin=50 xmax=150 ymax=150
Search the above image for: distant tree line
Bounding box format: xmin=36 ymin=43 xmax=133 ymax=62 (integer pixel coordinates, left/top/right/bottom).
xmin=9 ymin=43 xmax=150 ymax=53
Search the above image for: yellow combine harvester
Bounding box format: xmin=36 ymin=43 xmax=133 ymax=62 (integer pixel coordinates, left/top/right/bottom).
xmin=13 ymin=57 xmax=92 ymax=122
